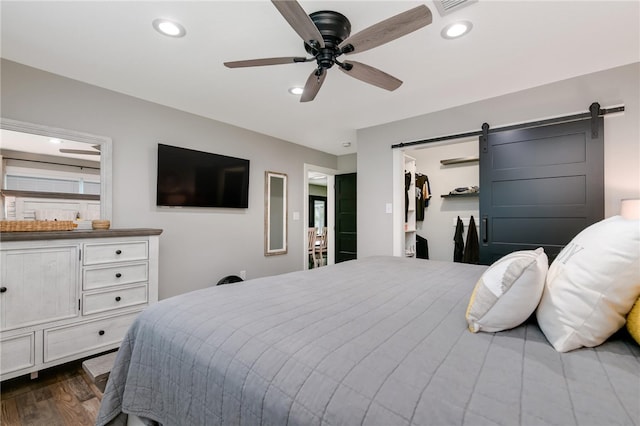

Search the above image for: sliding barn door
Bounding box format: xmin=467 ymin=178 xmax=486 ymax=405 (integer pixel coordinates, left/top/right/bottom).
xmin=479 ymin=118 xmax=604 ymax=264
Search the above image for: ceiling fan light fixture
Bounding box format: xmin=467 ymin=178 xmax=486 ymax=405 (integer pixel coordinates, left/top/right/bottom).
xmin=152 ymin=19 xmax=186 ymax=38
xmin=225 ymin=2 xmax=433 ymax=102
xmin=288 ymin=87 xmax=304 ymax=95
xmin=441 ymin=21 xmax=472 ymax=39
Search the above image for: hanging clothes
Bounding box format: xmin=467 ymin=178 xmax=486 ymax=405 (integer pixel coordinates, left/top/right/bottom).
xmin=404 ymin=171 xmax=411 ymax=222
xmin=424 ymin=175 xmax=432 ymax=207
xmin=463 ymin=215 xmax=480 ymax=264
xmin=454 ymin=216 xmax=464 ymax=262
xmin=415 ymin=174 xmax=427 ymax=221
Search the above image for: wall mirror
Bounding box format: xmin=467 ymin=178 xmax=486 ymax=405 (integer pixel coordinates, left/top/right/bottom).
xmin=265 ymin=171 xmax=287 ymax=256
xmin=0 ymin=118 xmax=112 ymax=222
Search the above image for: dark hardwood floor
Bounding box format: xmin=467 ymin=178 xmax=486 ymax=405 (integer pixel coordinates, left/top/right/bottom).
xmin=1 ymin=360 xmax=102 ymax=426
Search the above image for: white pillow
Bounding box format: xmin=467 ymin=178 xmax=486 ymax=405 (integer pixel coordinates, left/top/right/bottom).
xmin=536 ymin=215 xmax=640 ymax=352
xmin=466 ymin=248 xmax=548 ymax=333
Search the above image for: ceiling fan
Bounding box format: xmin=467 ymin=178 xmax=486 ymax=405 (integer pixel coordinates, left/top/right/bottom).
xmin=59 ymin=144 xmax=101 ymax=156
xmin=224 ymin=1 xmax=432 ymax=102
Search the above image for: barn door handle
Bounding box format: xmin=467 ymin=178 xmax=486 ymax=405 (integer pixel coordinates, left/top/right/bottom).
xmin=482 ymin=217 xmax=488 ymax=243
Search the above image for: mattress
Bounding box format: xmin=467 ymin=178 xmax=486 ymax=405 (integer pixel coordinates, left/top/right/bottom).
xmin=96 ymin=256 xmax=639 ymax=425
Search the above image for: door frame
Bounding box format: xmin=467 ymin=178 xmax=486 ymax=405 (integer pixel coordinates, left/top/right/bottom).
xmin=392 ymin=148 xmax=406 ymax=257
xmin=303 ymin=164 xmax=337 ymax=269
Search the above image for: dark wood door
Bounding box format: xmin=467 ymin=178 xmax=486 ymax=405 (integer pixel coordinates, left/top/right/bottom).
xmin=479 ymin=118 xmax=604 ymax=264
xmin=335 ymin=173 xmax=357 ymax=263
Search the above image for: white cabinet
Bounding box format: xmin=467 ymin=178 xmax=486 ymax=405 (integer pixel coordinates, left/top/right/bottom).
xmin=44 ymin=312 xmax=139 ymax=363
xmin=0 ymin=333 xmax=35 ymax=374
xmin=1 ymin=246 xmax=79 ymax=330
xmin=0 ymin=228 xmax=161 ymax=381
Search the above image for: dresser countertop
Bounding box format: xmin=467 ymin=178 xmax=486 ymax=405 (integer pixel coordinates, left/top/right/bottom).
xmin=0 ymin=228 xmax=163 ymax=242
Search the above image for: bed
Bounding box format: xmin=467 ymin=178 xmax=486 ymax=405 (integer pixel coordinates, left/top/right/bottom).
xmin=96 ymin=256 xmax=639 ymax=426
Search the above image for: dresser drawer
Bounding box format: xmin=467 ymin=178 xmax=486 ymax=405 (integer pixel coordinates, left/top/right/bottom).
xmin=84 ymin=262 xmax=148 ymax=290
xmin=83 ymin=284 xmax=148 ymax=316
xmin=83 ymin=241 xmax=148 ymax=265
xmin=44 ymin=312 xmax=139 ymax=362
xmin=1 ymin=332 xmax=35 ymax=375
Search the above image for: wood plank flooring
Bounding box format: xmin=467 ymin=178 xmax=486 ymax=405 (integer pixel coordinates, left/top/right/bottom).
xmin=1 ymin=359 xmax=103 ymax=426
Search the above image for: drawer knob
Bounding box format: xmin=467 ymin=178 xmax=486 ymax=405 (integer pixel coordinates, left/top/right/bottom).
xmin=115 ymin=296 xmax=122 ymax=302
xmin=115 ymin=250 xmax=122 ymax=255
xmin=115 ymin=273 xmax=122 ymax=278
xmin=98 ymin=330 xmax=105 ymax=336
xmin=0 ymin=287 xmax=6 ymax=293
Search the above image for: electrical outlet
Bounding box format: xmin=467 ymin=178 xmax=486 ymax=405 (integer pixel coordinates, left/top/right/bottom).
xmin=240 ymin=270 xmax=246 ymax=280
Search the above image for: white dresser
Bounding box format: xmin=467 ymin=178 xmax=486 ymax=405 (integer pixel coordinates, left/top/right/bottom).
xmin=0 ymin=228 xmax=162 ymax=381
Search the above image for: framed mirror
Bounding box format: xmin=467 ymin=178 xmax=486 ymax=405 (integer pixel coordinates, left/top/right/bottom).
xmin=265 ymin=171 xmax=287 ymax=256
xmin=0 ymin=118 xmax=112 ymax=222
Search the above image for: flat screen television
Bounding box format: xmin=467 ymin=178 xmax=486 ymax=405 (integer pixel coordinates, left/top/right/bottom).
xmin=156 ymin=143 xmax=249 ymax=208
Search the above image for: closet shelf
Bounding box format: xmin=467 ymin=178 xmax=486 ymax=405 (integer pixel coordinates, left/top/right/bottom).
xmin=440 ymin=156 xmax=479 ymax=166
xmin=441 ymin=193 xmax=479 ymax=198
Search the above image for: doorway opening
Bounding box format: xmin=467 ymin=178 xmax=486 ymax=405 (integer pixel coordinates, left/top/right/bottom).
xmin=304 ymin=164 xmax=337 ymax=270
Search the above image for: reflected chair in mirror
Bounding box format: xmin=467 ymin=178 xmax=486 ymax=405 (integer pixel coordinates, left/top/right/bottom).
xmin=317 ymin=227 xmax=328 ymax=267
xmin=308 ymin=227 xmax=319 ymax=268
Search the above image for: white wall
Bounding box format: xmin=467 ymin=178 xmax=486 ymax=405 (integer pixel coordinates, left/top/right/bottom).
xmin=409 ymin=139 xmax=479 ymax=261
xmin=358 ymin=63 xmax=640 ymax=259
xmin=1 ymin=59 xmax=337 ymax=299
xmin=337 ymin=153 xmax=357 ymax=174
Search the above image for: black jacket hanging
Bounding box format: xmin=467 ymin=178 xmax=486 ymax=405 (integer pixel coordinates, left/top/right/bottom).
xmin=415 ymin=174 xmax=427 ymax=221
xmin=463 ymin=215 xmax=480 ymax=264
xmin=454 ymin=216 xmax=464 ymax=262
xmin=404 ymin=171 xmax=411 ymax=222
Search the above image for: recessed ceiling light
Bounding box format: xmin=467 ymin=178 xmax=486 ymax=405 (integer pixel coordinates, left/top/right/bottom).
xmin=152 ymin=19 xmax=186 ymax=38
xmin=49 ymin=138 xmax=62 ymax=144
xmin=441 ymin=21 xmax=472 ymax=39
xmin=288 ymin=87 xmax=304 ymax=95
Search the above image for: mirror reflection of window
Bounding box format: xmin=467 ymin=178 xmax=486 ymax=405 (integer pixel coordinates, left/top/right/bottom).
xmin=1 ymin=119 xmax=112 ymax=221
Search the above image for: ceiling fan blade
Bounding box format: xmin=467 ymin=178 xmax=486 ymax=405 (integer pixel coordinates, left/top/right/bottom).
xmin=339 ymin=61 xmax=402 ymax=91
xmin=59 ymin=149 xmax=101 ymax=155
xmin=339 ymin=5 xmax=432 ymax=55
xmin=271 ymin=0 xmax=325 ymax=48
xmin=300 ymin=69 xmax=327 ymax=102
xmin=224 ymin=57 xmax=308 ymax=68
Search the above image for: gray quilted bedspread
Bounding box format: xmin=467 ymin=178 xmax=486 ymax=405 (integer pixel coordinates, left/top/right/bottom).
xmin=96 ymin=256 xmax=639 ymax=426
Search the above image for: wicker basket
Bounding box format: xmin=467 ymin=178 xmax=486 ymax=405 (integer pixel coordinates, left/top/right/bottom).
xmin=0 ymin=220 xmax=78 ymax=232
xmin=92 ymin=220 xmax=111 ymax=230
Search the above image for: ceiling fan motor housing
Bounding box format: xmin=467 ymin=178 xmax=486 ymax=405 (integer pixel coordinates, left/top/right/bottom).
xmin=305 ymin=11 xmax=351 ymax=69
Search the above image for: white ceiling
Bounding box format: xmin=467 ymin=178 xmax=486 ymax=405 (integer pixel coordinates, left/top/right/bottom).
xmin=1 ymin=1 xmax=638 ymax=156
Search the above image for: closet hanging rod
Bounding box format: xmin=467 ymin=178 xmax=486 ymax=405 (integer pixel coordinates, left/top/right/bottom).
xmin=391 ymin=103 xmax=625 ymax=149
